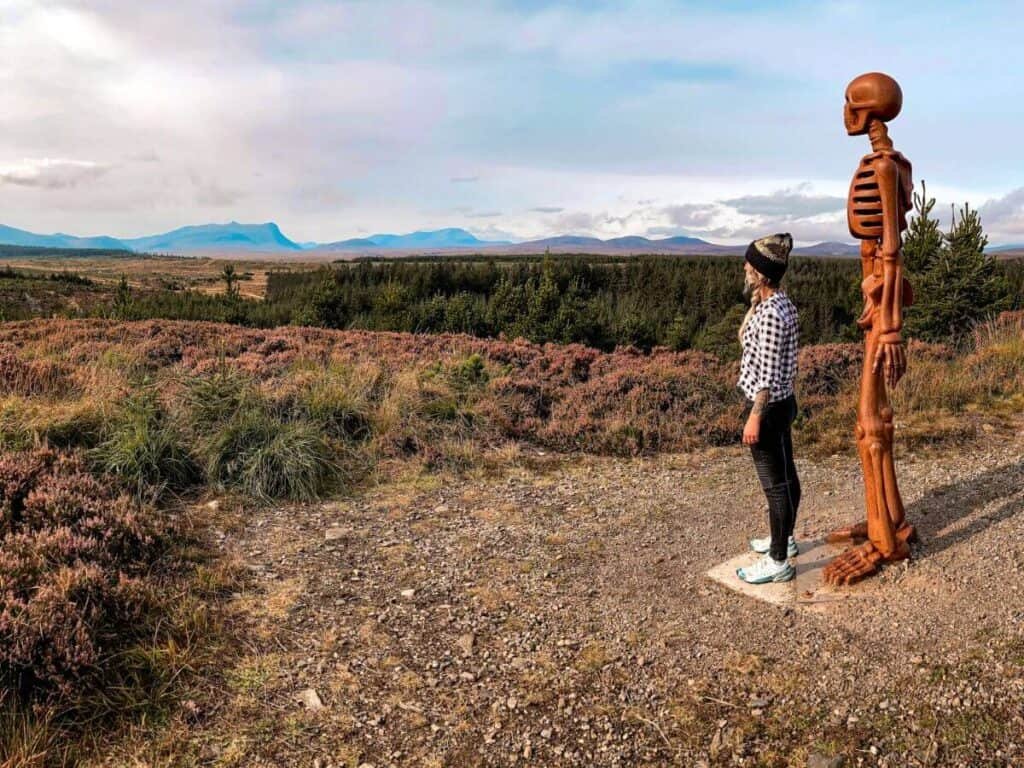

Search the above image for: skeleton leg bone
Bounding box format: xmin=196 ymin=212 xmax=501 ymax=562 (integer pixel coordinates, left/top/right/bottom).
xmin=824 ymin=322 xmax=913 ymax=586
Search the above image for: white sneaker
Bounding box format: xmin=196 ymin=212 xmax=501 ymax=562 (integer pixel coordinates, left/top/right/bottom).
xmin=737 ymin=554 xmax=795 ymax=584
xmin=750 ymin=535 xmax=798 ymax=558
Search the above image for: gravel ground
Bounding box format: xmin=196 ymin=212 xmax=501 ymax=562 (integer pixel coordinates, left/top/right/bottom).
xmin=179 ymin=423 xmax=1024 ymax=768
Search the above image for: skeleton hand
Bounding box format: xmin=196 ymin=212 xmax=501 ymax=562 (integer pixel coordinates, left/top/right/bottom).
xmin=873 ymin=337 xmax=906 ymax=388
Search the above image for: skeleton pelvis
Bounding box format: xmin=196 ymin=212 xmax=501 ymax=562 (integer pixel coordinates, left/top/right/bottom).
xmin=856 ymin=274 xmax=914 ymax=329
xmin=862 ymin=274 xmax=884 ymax=304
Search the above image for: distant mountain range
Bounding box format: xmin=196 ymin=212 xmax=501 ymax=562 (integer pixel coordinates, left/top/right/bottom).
xmin=0 ymin=224 xmax=128 ymax=251
xmin=0 ymin=221 xmax=301 ymax=253
xmin=320 ymin=227 xmax=507 ymax=251
xmin=0 ymin=220 xmax=869 ymax=257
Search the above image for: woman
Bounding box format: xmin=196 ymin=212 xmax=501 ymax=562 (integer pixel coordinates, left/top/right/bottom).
xmin=735 ymin=233 xmax=802 ymax=585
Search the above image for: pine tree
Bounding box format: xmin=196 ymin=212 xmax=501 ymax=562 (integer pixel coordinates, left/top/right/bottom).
xmin=221 ymin=263 xmax=240 ymax=299
xmin=665 ymin=312 xmax=698 ymax=351
xmin=902 ymin=181 xmax=944 ymax=275
xmin=906 ymin=202 xmax=1010 ymax=343
xmin=692 ymin=303 xmax=747 ymax=360
xmin=527 ymin=262 xmax=562 ymax=342
xmin=113 ymin=274 xmax=133 ymax=319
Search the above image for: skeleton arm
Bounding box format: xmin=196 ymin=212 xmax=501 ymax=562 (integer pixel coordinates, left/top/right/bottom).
xmin=873 ymin=156 xmax=907 ymax=386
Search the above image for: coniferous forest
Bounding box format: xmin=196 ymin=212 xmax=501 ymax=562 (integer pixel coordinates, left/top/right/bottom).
xmin=4 ymin=184 xmax=1023 ymax=357
xmin=264 ymin=255 xmax=866 ymax=355
xmin=6 ymin=250 xmax=1022 ymax=356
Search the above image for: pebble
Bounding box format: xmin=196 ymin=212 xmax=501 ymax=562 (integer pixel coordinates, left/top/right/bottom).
xmin=294 ymin=688 xmax=324 ymax=711
xmin=808 ymin=755 xmax=845 ymax=768
xmin=457 ymin=633 xmax=475 ymax=657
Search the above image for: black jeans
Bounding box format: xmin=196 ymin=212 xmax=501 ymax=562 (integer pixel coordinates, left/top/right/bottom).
xmin=746 ymin=394 xmax=801 ymax=561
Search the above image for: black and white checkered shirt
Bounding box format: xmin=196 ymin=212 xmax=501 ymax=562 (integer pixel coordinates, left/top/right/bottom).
xmin=738 ymin=291 xmax=799 ymax=403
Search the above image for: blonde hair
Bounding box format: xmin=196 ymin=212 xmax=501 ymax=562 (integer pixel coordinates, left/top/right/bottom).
xmin=738 ymin=271 xmax=776 ymax=343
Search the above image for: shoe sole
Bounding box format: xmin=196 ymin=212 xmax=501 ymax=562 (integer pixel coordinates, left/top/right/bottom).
xmin=750 ymin=542 xmax=799 ymax=558
xmin=736 ymin=565 xmax=796 ymax=585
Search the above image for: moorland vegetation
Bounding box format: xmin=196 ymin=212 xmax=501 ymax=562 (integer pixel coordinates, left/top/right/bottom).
xmin=0 ymin=186 xmax=1022 ymax=763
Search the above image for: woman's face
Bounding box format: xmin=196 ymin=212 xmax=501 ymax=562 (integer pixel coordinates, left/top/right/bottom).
xmin=743 ymin=262 xmax=760 ymax=297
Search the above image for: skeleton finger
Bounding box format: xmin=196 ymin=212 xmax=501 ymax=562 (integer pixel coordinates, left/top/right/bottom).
xmin=872 ymin=345 xmax=885 ymax=374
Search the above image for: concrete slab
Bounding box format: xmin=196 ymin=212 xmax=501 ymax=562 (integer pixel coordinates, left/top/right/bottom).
xmin=706 ymin=538 xmax=879 ymax=612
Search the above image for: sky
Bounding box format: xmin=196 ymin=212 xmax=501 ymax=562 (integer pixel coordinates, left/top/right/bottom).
xmin=1 ymin=0 xmax=1023 ymax=245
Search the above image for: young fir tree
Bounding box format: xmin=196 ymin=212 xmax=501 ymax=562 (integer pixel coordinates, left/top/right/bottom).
xmin=113 ymin=274 xmax=133 ymax=319
xmin=902 ymin=180 xmax=944 ymax=275
xmin=906 ymin=201 xmax=1010 ymax=343
xmin=221 ymin=263 xmax=240 ymax=299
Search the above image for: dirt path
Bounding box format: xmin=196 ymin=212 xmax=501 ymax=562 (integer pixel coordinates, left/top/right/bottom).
xmin=184 ymin=428 xmax=1024 ymax=768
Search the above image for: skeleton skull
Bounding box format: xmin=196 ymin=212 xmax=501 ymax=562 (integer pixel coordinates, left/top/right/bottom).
xmin=844 ymin=72 xmax=902 ymax=136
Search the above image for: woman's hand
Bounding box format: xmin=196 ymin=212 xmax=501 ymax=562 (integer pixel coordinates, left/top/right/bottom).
xmin=742 ymin=413 xmax=761 ymax=445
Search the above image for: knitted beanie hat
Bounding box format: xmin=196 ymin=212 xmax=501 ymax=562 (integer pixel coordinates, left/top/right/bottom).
xmin=744 ymin=233 xmax=793 ymax=283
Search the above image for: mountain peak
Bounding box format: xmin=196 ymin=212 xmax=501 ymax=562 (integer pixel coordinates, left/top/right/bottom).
xmin=122 ymin=221 xmax=302 ymax=252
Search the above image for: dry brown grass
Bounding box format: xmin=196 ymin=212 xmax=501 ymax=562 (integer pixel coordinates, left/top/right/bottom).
xmin=1 ymin=316 xmax=1022 ymax=765
xmin=1 ymin=255 xmax=320 ymax=301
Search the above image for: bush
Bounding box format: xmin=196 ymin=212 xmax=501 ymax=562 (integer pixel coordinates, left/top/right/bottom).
xmin=204 ymin=409 xmax=336 ymax=501
xmin=92 ymin=389 xmax=199 ymax=501
xmin=0 ymin=449 xmax=160 ymax=703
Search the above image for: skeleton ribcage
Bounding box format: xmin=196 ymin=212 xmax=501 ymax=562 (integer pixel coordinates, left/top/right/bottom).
xmin=849 ymin=165 xmax=883 ymax=239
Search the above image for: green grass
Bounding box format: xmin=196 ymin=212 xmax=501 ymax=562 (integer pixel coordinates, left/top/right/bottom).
xmin=204 ymin=409 xmax=337 ymax=502
xmin=92 ymin=389 xmax=200 ymax=501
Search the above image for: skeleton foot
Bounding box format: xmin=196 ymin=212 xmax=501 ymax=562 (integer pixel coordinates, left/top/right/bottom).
xmin=826 ymin=521 xmax=868 ymax=544
xmin=823 ymin=539 xmax=910 ymax=587
xmin=826 ymin=521 xmax=916 ymax=546
xmin=896 ymin=523 xmax=917 ymax=545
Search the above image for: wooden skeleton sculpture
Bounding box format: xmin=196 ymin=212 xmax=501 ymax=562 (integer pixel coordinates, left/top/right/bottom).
xmin=823 ymin=72 xmax=918 ymax=586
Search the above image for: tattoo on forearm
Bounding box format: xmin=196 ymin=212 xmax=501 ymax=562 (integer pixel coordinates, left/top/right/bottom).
xmin=751 ymin=389 xmax=769 ymax=417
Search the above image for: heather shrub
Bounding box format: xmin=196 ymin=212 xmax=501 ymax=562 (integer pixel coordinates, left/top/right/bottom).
xmin=0 ymin=319 xmax=1021 ymax=467
xmin=796 ymin=343 xmax=861 ymax=398
xmin=0 ymin=449 xmax=160 ymax=703
xmin=0 ymin=353 xmax=76 ymax=399
xmin=92 ymin=389 xmax=200 ymax=501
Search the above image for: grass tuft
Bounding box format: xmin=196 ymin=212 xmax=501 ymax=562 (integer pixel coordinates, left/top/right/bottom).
xmin=204 ymin=409 xmax=337 ymax=502
xmin=92 ymin=388 xmax=200 ymax=501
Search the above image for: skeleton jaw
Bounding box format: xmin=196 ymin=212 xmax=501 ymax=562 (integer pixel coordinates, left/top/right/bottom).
xmin=845 ymin=103 xmax=870 ymax=136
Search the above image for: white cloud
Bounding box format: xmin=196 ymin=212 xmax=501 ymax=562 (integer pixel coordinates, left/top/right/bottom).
xmin=0 ymin=1 xmax=1019 ymax=244
xmin=719 ymin=185 xmax=845 ymax=217
xmin=0 ymin=158 xmax=111 ymax=189
xmin=979 ymin=188 xmax=1024 ymax=241
xmin=663 ymin=203 xmax=719 ymax=228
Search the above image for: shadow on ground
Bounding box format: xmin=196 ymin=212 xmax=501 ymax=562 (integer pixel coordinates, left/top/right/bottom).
xmin=907 ymin=458 xmax=1024 ymax=558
